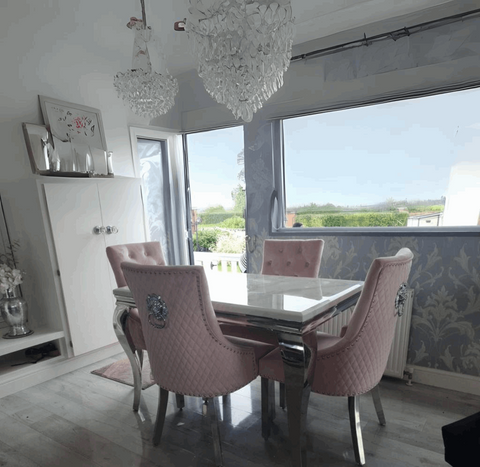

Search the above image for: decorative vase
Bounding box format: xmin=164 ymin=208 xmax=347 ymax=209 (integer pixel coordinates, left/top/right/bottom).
xmin=0 ymin=287 xmax=33 ymax=339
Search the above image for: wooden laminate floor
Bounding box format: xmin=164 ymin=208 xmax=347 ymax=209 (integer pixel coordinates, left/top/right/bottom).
xmin=1 ymin=353 xmax=479 ymax=467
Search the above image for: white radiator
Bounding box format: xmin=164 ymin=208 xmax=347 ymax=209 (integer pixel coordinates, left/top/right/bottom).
xmin=317 ymin=288 xmax=414 ymax=379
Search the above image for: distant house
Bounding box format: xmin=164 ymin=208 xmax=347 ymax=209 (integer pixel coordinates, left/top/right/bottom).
xmin=443 ymin=161 xmax=480 ymax=226
xmin=286 ymin=211 xmax=296 ymax=227
xmin=407 ymin=213 xmax=443 ymax=227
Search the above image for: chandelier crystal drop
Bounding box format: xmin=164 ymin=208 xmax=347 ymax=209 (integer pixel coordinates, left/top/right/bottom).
xmin=114 ymin=2 xmax=178 ymax=119
xmin=185 ymin=0 xmax=295 ymax=122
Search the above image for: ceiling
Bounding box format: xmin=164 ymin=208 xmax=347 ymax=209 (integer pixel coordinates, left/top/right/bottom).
xmin=135 ymin=0 xmax=455 ymax=76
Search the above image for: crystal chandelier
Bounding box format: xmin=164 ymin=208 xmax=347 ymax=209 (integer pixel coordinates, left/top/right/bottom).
xmin=114 ymin=0 xmax=178 ymax=118
xmin=184 ymin=0 xmax=295 ymax=122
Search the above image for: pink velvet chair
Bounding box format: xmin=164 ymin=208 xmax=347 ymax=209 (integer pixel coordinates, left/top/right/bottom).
xmin=106 ymin=242 xmax=184 ymax=411
xmin=121 ymin=263 xmax=273 ymax=465
xmin=259 ymin=248 xmax=414 ymax=465
xmin=261 ymin=238 xmax=324 ymax=278
xmin=220 ymin=238 xmax=325 ymax=408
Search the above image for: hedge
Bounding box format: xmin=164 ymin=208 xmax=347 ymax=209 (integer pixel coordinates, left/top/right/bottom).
xmin=296 ymin=212 xmax=409 ymax=227
xmin=220 ymin=216 xmax=245 ymax=229
xmin=200 ymin=212 xmax=242 ymax=225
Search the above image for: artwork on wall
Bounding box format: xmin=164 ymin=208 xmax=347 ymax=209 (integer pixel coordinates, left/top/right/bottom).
xmin=21 ymin=96 xmax=113 ymax=177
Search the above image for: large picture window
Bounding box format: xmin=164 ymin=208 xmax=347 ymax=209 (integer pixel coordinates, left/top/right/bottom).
xmin=282 ymin=87 xmax=480 ymax=229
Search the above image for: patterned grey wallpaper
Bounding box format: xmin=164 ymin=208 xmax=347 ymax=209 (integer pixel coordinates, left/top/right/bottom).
xmin=244 ymin=122 xmax=480 ymax=378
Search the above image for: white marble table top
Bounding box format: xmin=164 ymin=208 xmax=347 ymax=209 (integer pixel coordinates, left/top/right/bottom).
xmin=113 ymin=271 xmax=363 ymax=325
xmin=206 ymin=272 xmax=363 ymax=323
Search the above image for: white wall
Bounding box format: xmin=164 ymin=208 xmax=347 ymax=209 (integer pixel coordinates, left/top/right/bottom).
xmin=176 ymin=1 xmax=480 ymax=132
xmin=0 ymin=1 xmax=181 ymax=328
xmin=0 ymin=0 xmax=181 ymax=184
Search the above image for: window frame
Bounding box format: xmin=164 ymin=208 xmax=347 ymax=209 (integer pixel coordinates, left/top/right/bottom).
xmin=129 ymin=126 xmax=189 ymax=264
xmin=271 ymin=88 xmax=480 ymax=237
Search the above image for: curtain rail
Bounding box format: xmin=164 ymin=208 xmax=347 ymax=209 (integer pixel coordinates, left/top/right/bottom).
xmin=291 ymin=8 xmax=480 ymax=62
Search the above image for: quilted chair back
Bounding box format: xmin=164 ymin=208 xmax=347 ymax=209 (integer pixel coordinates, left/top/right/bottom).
xmin=121 ymin=263 xmax=259 ymax=397
xmin=261 ymin=239 xmax=324 ymax=278
xmin=312 ymin=248 xmax=414 ymax=397
xmin=106 ymin=242 xmax=166 ymax=287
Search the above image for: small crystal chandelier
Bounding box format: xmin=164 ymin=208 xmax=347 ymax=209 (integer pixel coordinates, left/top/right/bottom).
xmin=114 ymin=0 xmax=178 ymax=118
xmin=183 ymin=0 xmax=295 ymax=122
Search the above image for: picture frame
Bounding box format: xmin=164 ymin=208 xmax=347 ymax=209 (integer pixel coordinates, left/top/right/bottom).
xmin=22 ymin=123 xmax=55 ymax=175
xmin=38 ymin=95 xmax=110 ymax=176
xmin=39 ymin=95 xmax=107 ymax=152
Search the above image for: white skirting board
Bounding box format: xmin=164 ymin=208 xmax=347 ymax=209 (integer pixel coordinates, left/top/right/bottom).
xmin=317 ymin=288 xmax=415 ymax=379
xmin=410 ymin=366 xmax=480 ymax=396
xmin=0 ymin=342 xmax=122 ymax=399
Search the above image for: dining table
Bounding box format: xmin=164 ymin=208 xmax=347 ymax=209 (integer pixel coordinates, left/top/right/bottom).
xmin=113 ymin=271 xmax=364 ymax=467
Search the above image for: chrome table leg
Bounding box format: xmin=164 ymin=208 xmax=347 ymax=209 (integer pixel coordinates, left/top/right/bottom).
xmin=278 ymin=333 xmax=313 ymax=467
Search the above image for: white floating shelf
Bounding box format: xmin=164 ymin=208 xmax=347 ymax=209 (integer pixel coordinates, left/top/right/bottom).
xmin=0 ymin=327 xmax=65 ymax=357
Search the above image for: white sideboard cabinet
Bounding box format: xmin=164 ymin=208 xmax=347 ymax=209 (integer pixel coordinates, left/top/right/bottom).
xmin=42 ymin=178 xmax=146 ymax=356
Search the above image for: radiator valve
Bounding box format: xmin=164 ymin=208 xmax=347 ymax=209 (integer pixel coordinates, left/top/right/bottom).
xmin=404 ymin=367 xmax=414 ymax=386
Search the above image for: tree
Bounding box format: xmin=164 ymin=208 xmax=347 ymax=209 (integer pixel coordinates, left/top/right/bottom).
xmin=231 ymin=184 xmax=246 ymax=214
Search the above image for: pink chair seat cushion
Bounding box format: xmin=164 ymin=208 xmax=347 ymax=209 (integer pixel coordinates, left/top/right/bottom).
xmin=220 ymin=322 xmax=279 ymax=347
xmin=125 ymin=308 xmax=147 ymax=350
xmin=259 ymin=332 xmax=341 ymax=382
xmin=226 ymin=336 xmax=275 ymax=362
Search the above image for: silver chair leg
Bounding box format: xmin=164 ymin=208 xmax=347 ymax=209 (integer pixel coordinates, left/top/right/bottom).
xmin=204 ymin=397 xmax=224 ymax=467
xmin=348 ymin=395 xmax=366 ymax=466
xmin=175 ymin=394 xmax=185 ymax=410
xmin=153 ymin=387 xmax=169 ymax=446
xmin=371 ymin=384 xmax=386 ymax=426
xmin=113 ymin=304 xmax=142 ymax=412
xmin=261 ymin=377 xmax=276 ymax=439
xmin=137 ymin=349 xmax=144 ymax=369
xmin=279 ymin=382 xmax=286 ymax=409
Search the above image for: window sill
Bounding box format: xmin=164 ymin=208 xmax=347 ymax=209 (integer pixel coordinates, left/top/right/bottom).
xmin=271 ymin=226 xmax=480 ymax=237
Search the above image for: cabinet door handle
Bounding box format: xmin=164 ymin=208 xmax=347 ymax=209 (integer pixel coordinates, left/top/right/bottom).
xmin=105 ymin=225 xmax=118 ymax=235
xmin=93 ymin=226 xmax=105 ymax=235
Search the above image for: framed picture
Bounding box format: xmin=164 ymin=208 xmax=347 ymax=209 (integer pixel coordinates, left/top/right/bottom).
xmin=38 ymin=96 xmax=109 ymax=176
xmin=22 ymin=123 xmax=55 ymax=175
xmin=39 ymin=95 xmax=107 ymax=151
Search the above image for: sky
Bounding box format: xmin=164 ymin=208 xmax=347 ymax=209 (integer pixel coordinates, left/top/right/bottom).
xmin=187 ymin=87 xmax=480 ymax=210
xmin=188 ymin=126 xmax=244 ymax=210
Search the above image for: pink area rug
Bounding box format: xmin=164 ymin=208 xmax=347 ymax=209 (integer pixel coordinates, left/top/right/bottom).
xmin=91 ymin=356 xmax=155 ymax=390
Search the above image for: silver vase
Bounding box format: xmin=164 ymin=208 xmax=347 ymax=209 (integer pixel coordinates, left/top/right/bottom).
xmin=0 ymin=287 xmax=33 ymax=339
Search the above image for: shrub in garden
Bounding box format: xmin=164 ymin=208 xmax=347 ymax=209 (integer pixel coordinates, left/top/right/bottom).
xmin=220 ymin=216 xmax=245 ymax=229
xmin=193 ymin=228 xmax=220 ymax=251
xmin=214 ymin=231 xmax=245 ymax=254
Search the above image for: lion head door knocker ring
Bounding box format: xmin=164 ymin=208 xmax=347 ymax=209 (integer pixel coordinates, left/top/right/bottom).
xmin=147 ymin=294 xmax=168 ymax=329
xmin=395 ymin=283 xmax=408 ymax=317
